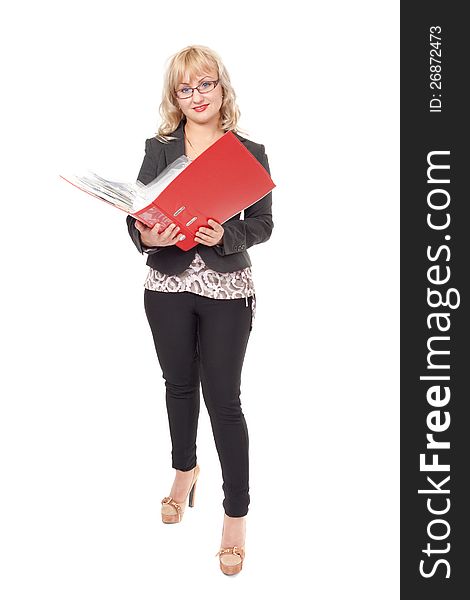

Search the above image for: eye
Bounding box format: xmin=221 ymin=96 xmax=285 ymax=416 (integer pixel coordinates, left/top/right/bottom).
xmin=200 ymin=81 xmax=211 ymax=88
xmin=181 ymin=87 xmax=191 ymax=93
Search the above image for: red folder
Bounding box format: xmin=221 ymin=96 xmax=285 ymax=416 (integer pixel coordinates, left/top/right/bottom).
xmin=132 ymin=130 xmax=275 ymax=251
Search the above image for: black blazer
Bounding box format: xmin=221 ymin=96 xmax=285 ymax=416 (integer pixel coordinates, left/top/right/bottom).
xmin=126 ymin=117 xmax=274 ymax=274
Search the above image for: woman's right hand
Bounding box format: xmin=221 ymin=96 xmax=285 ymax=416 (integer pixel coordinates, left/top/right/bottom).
xmin=134 ymin=221 xmax=185 ymax=247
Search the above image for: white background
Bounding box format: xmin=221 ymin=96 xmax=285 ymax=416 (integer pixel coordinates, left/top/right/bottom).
xmin=1 ymin=1 xmax=399 ymax=597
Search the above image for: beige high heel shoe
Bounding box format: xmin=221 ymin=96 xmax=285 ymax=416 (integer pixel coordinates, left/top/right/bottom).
xmin=161 ymin=464 xmax=200 ymax=524
xmin=215 ymin=517 xmax=246 ymax=575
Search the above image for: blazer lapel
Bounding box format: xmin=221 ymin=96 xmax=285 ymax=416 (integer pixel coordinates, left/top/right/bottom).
xmin=162 ymin=118 xmax=186 ymax=167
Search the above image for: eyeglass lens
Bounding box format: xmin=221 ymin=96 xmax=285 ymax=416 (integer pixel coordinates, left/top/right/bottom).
xmin=176 ymin=81 xmax=217 ymax=98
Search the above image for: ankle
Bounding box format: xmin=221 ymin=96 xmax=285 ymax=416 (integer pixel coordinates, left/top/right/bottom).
xmin=221 ymin=514 xmax=246 ymax=545
xmin=224 ymin=514 xmax=247 ymax=522
xmin=174 ymin=467 xmax=194 ymax=480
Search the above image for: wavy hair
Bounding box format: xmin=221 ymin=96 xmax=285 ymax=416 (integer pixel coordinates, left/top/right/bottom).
xmin=155 ymin=45 xmax=249 ymax=143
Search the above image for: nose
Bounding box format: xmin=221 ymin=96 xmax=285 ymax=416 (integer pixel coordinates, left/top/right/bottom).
xmin=192 ymin=89 xmax=205 ymax=103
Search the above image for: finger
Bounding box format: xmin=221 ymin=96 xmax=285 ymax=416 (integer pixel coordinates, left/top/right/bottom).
xmin=170 ymin=226 xmax=182 ymax=241
xmin=198 ymin=224 xmax=216 ymax=234
xmin=162 ymin=223 xmax=178 ymax=239
xmin=198 ymin=226 xmax=218 ymax=237
xmin=195 ymin=234 xmax=216 ymax=245
xmin=196 ymin=231 xmax=214 ymax=240
xmin=171 ymin=224 xmax=181 ymax=237
xmin=207 ymin=221 xmax=222 ymax=234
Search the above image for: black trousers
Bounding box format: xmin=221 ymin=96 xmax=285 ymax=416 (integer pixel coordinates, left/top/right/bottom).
xmin=144 ymin=289 xmax=254 ymax=517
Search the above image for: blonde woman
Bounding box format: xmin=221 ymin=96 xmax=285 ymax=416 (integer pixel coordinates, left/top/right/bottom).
xmin=127 ymin=45 xmax=273 ymax=575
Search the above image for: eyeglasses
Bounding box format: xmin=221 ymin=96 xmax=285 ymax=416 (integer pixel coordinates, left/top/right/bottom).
xmin=174 ymin=79 xmax=220 ymax=99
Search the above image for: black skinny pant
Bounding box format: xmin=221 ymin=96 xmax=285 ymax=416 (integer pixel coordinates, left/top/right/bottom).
xmin=144 ymin=289 xmax=254 ymax=517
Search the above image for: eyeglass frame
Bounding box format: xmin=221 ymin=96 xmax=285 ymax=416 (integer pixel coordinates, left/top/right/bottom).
xmin=174 ymin=79 xmax=220 ymax=99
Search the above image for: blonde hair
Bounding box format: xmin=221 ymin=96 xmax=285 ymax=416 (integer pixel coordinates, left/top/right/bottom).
xmin=155 ymin=45 xmax=250 ymax=143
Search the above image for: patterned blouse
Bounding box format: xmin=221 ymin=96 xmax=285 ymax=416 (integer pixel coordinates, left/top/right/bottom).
xmin=143 ymin=251 xmax=256 ymax=325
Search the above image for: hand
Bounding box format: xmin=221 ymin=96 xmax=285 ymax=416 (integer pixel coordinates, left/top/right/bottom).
xmin=194 ymin=219 xmax=224 ymax=247
xmin=134 ymin=221 xmax=184 ymax=247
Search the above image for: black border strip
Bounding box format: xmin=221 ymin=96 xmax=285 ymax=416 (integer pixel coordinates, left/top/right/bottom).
xmin=401 ymin=2 xmax=468 ymax=597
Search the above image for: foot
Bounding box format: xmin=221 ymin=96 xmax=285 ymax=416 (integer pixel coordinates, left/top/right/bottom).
xmin=169 ymin=466 xmax=197 ymax=505
xmin=220 ymin=513 xmax=246 ymax=549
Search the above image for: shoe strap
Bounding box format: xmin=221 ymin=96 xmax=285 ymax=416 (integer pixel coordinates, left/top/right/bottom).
xmin=215 ymin=546 xmax=245 ymax=559
xmin=161 ymin=496 xmax=183 ymax=515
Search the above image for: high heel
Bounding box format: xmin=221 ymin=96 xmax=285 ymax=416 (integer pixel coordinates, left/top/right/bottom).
xmin=215 ymin=546 xmax=245 ymax=575
xmin=161 ymin=464 xmax=200 ymax=524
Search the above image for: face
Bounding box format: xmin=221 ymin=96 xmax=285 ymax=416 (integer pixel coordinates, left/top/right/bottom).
xmin=174 ymin=69 xmax=224 ymax=126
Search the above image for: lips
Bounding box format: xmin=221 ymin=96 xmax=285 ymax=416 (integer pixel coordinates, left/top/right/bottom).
xmin=193 ymin=104 xmax=208 ymax=111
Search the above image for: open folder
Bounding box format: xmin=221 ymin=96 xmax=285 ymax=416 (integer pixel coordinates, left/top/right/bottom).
xmin=60 ymin=130 xmax=275 ymax=251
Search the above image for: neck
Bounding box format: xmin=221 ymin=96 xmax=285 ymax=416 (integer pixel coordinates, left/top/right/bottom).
xmin=183 ymin=115 xmax=224 ymax=142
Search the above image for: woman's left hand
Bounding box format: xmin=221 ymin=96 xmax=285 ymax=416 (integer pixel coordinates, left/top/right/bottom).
xmin=194 ymin=219 xmax=224 ymax=246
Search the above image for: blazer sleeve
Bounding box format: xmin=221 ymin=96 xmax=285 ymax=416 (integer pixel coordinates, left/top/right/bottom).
xmin=126 ymin=138 xmax=166 ymax=255
xmin=212 ymin=145 xmax=274 ymax=256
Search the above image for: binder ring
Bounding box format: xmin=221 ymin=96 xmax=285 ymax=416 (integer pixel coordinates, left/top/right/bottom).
xmin=173 ymin=206 xmax=186 ymax=216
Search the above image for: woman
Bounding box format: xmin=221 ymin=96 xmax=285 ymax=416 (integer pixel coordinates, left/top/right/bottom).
xmin=126 ymin=45 xmax=273 ymax=575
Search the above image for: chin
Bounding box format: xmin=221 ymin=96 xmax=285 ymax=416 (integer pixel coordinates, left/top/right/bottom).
xmin=188 ymin=112 xmax=213 ymax=123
